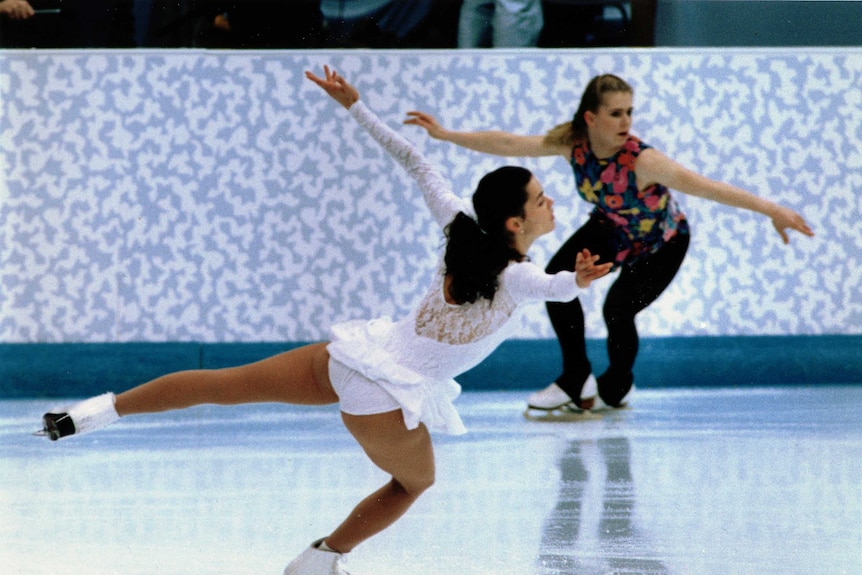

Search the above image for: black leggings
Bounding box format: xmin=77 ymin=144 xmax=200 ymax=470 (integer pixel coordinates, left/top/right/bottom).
xmin=546 ymin=217 xmax=690 ymax=405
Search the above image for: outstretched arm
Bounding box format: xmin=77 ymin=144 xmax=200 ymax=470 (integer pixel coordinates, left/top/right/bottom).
xmin=306 ymin=66 xmax=467 ymax=229
xmin=508 ymin=248 xmax=612 ymax=305
xmin=636 ymin=148 xmax=814 ymax=244
xmin=404 ymin=110 xmax=569 ymax=159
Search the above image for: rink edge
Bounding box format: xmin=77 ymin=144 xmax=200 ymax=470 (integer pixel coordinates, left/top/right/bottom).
xmin=0 ymin=335 xmax=859 ymax=398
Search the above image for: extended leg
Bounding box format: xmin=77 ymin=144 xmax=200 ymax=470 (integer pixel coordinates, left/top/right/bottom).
xmin=116 ymin=342 xmax=336 ymax=416
xmin=40 ymin=343 xmax=337 ymax=440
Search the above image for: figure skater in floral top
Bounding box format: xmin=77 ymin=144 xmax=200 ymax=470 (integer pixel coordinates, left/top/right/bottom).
xmin=406 ymin=73 xmax=814 ymax=414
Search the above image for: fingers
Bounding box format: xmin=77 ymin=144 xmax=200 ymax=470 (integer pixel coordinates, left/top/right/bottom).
xmin=304 ymin=70 xmax=323 ymax=86
xmin=4 ymin=0 xmax=34 ymax=19
xmin=772 ymin=210 xmax=815 ymax=245
xmin=403 ymin=111 xmax=435 ymax=128
xmin=575 ymin=248 xmax=601 ymax=266
xmin=582 ymin=262 xmax=613 ymax=278
xmin=305 ymin=65 xmax=359 ymax=108
xmin=574 ymin=249 xmax=612 ymax=287
xmin=795 ymin=217 xmax=815 ymax=238
xmin=405 ymin=111 xmax=432 ymax=121
xmin=305 ymin=65 xmax=342 ymax=88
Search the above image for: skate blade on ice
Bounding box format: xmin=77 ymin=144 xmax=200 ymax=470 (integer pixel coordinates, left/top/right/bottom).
xmin=33 ymin=412 xmax=71 ymax=441
xmin=591 ymin=402 xmax=632 ymax=413
xmin=523 ymin=404 xmax=602 ymax=422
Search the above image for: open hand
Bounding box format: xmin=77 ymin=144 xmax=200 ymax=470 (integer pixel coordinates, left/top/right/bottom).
xmin=305 ymin=65 xmax=359 ymax=110
xmin=403 ymin=110 xmax=448 ymax=140
xmin=574 ymin=249 xmax=613 ymax=288
xmin=771 ymin=205 xmax=814 ymax=244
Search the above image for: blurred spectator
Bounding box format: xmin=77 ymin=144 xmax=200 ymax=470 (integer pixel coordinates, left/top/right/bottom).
xmin=1 ymin=0 xmax=652 ymax=49
xmin=192 ymin=0 xmax=324 ymax=48
xmin=320 ymin=0 xmax=458 ymax=48
xmin=629 ymin=0 xmax=656 ymax=46
xmin=0 ymin=0 xmax=63 ymax=47
xmin=65 ymin=0 xmax=136 ymax=47
xmin=141 ymin=0 xmax=191 ymax=47
xmin=539 ymin=0 xmax=656 ymax=47
xmin=0 ymin=0 xmax=136 ymax=47
xmin=0 ymin=0 xmax=35 ymax=20
xmin=458 ymin=0 xmax=543 ymax=48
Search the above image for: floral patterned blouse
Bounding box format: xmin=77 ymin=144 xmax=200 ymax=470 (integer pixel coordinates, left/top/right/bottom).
xmin=571 ymin=136 xmax=689 ymax=269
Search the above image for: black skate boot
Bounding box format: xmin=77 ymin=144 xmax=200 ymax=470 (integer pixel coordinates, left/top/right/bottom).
xmin=596 ymin=367 xmax=634 ymax=409
xmin=34 ymin=393 xmax=119 ymax=441
xmin=40 ymin=412 xmax=77 ymax=441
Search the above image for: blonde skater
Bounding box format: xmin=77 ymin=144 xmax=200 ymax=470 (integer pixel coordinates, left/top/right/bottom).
xmin=406 ymin=74 xmax=814 ymax=413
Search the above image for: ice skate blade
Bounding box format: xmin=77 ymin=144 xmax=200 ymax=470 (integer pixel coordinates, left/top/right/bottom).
xmin=32 ymin=428 xmax=61 ymax=441
xmin=523 ymin=407 xmax=603 ymax=422
xmin=591 ymin=403 xmax=632 ymax=413
xmin=33 ymin=426 xmax=61 ymax=441
xmin=37 ymin=413 xmax=71 ymax=441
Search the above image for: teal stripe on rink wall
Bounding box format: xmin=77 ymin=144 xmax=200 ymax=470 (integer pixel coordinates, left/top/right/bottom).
xmin=1 ymin=335 xmax=860 ymax=399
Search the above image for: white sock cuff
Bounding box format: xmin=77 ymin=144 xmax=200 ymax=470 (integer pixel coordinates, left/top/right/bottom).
xmin=316 ymin=539 xmax=345 ymax=555
xmin=68 ymin=392 xmax=120 ymax=435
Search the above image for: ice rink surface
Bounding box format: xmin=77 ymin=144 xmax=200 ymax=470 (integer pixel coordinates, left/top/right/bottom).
xmin=2 ymin=386 xmax=860 ymax=575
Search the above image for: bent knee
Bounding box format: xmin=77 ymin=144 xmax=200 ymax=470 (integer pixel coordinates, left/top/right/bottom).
xmin=396 ymin=472 xmax=435 ymax=498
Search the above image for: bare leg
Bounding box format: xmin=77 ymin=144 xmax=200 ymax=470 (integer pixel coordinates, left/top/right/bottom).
xmin=115 ymin=342 xmax=336 ymax=416
xmin=324 ymin=409 xmax=435 ymax=553
xmin=116 ymin=346 xmax=433 ymax=552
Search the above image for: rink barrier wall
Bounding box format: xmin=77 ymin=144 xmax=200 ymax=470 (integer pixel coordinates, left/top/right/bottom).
xmin=1 ymin=334 xmax=859 ymax=398
xmin=2 ymin=49 xmax=861 ymax=346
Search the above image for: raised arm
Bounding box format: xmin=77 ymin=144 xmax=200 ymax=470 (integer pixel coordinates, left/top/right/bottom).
xmin=636 ymin=148 xmax=814 ymax=244
xmin=306 ymin=66 xmax=467 ymax=229
xmin=404 ymin=110 xmax=570 ymax=159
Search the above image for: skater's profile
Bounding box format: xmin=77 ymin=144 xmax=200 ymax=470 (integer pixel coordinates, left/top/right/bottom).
xmin=37 ymin=65 xmax=612 ymax=574
xmin=405 ymin=73 xmax=814 ymax=416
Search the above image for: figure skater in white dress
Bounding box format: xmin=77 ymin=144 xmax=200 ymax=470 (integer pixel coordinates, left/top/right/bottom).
xmin=36 ymin=66 xmax=612 ymax=575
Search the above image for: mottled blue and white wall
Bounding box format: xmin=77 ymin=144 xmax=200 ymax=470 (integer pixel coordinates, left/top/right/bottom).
xmin=1 ymin=49 xmax=860 ymax=344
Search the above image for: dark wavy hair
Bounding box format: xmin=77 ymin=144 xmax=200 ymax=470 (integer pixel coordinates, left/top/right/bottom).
xmin=443 ymin=166 xmax=532 ymax=304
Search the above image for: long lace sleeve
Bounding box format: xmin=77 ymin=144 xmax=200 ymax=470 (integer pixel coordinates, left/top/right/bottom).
xmin=349 ymin=101 xmax=468 ymax=229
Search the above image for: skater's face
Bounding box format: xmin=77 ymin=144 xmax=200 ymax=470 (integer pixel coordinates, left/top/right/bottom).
xmin=518 ymin=175 xmax=555 ymax=239
xmin=585 ymin=91 xmax=633 ymax=157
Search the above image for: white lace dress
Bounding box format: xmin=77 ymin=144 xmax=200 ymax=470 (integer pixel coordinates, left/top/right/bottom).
xmin=326 ymin=102 xmax=583 ymax=435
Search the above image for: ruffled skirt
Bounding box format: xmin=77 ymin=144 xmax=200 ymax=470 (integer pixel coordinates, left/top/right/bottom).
xmin=326 ymin=318 xmax=467 ymax=435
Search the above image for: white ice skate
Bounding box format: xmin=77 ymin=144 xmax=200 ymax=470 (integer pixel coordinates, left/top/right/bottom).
xmin=283 ymin=539 xmax=351 ymax=575
xmin=34 ymin=392 xmax=120 ymax=441
xmin=524 ymin=376 xmax=602 ymax=422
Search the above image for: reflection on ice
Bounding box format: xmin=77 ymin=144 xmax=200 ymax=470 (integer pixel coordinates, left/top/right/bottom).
xmin=537 ymin=437 xmax=669 ymax=574
xmin=1 ymin=386 xmax=860 ymax=575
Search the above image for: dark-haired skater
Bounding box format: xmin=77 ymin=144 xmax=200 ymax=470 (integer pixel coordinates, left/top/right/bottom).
xmin=37 ymin=66 xmax=611 ymax=575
